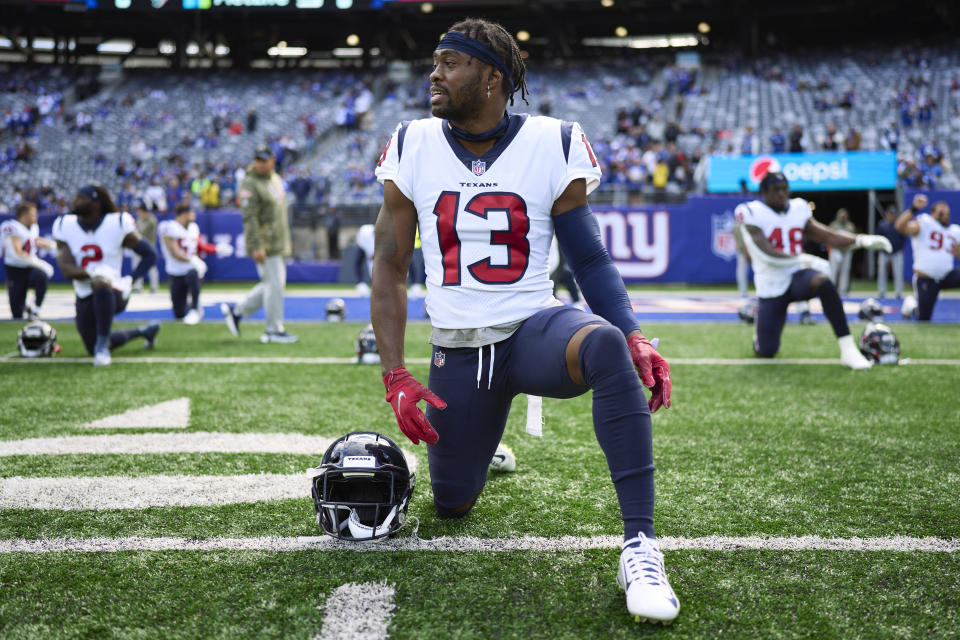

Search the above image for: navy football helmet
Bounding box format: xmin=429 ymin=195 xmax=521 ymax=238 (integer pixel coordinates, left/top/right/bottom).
xmin=311 ymin=431 xmax=415 ymax=541
xmin=18 ymin=320 xmax=57 ymax=357
xmin=858 ymin=322 xmax=900 ymax=365
xmin=325 ymin=298 xmax=346 ymax=323
xmin=356 ymin=323 xmax=379 ymax=364
xmin=858 ymin=297 xmax=883 ymax=321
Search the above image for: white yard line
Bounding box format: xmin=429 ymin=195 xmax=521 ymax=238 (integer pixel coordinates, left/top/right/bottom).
xmin=0 ymin=534 xmax=956 ymax=554
xmin=0 ymin=431 xmax=337 ymax=457
xmin=3 ymin=356 xmax=960 ymax=365
xmin=314 ymin=582 xmax=396 ymax=640
xmin=83 ymin=397 xmax=190 ymax=429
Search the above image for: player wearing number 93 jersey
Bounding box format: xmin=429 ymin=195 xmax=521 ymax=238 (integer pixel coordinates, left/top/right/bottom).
xmin=371 ymin=18 xmax=678 ymax=625
xmin=895 ymin=195 xmax=960 ymax=321
xmin=53 ymin=185 xmax=160 ymax=366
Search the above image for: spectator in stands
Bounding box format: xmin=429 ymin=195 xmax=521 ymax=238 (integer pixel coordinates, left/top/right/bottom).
xmin=881 ymin=123 xmax=899 ymax=151
xmin=326 ymin=210 xmax=341 ymax=260
xmin=844 ymin=127 xmax=862 ymax=151
xmin=740 ymin=126 xmax=759 ymax=155
xmin=769 ymin=127 xmax=786 ymax=153
xmin=144 ymin=179 xmax=167 ymax=213
xmin=246 ymin=108 xmax=257 ymax=135
xmin=221 ymin=145 xmax=296 ymax=343
xmin=821 ymin=123 xmax=840 ymax=151
xmin=132 ymin=199 xmax=159 ymax=294
xmin=788 ymin=124 xmax=804 ymax=153
xmin=876 ymin=205 xmax=906 ymax=300
xmin=828 ymin=208 xmax=856 ymax=295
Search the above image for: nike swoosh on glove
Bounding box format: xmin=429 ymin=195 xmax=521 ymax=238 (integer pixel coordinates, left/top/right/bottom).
xmin=383 ymin=366 xmax=447 ymax=445
xmin=626 ymin=333 xmax=672 ymax=413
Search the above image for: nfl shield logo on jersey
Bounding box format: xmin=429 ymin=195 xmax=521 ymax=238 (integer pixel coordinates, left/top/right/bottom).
xmin=471 ymin=160 xmax=487 ymax=176
xmin=433 ymin=349 xmax=445 ymax=368
xmin=711 ymin=211 xmax=737 ymax=261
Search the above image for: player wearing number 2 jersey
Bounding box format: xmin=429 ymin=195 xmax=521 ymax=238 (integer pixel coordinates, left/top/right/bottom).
xmin=735 ymin=172 xmax=892 ymax=369
xmin=372 ymin=19 xmax=678 ymax=624
xmin=53 ymin=185 xmax=160 ymax=366
xmin=895 ymin=194 xmax=960 ymax=321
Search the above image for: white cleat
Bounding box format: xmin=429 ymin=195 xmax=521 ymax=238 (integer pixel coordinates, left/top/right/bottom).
xmin=839 ymin=335 xmax=873 ymax=370
xmin=93 ymin=348 xmax=112 ymax=367
xmin=617 ymin=533 xmax=680 ymax=625
xmin=183 ymin=309 xmax=201 ymax=325
xmin=901 ymin=295 xmax=917 ymax=320
xmin=488 ymin=443 xmax=516 ymax=473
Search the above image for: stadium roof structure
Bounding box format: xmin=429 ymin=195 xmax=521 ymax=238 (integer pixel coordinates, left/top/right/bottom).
xmin=1 ymin=0 xmax=957 ymax=68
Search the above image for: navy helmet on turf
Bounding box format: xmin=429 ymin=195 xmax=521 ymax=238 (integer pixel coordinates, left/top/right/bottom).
xmin=858 ymin=297 xmax=883 ymax=321
xmin=325 ymin=298 xmax=346 ymax=323
xmin=356 ymin=323 xmax=379 ymax=364
xmin=18 ymin=320 xmax=58 ymax=357
xmin=311 ymin=431 xmax=415 ymax=541
xmin=858 ymin=322 xmax=900 ymax=365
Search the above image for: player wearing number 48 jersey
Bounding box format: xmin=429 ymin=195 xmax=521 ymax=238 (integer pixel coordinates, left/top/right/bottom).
xmin=53 ymin=185 xmax=161 ymax=366
xmin=895 ymin=194 xmax=960 ymax=321
xmin=372 ymin=18 xmax=677 ymax=624
xmin=735 ymin=172 xmax=893 ymax=369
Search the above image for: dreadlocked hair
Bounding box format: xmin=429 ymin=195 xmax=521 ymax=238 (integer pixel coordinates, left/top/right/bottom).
xmin=448 ymin=18 xmax=529 ymax=107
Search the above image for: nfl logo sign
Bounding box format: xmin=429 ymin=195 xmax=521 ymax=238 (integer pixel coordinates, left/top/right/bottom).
xmin=711 ymin=212 xmax=737 ymax=261
xmin=433 ymin=350 xmax=446 ymax=368
xmin=471 ymin=160 xmax=486 ymax=176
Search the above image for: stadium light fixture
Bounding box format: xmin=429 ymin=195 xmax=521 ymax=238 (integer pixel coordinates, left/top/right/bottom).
xmin=97 ymin=39 xmax=134 ymax=54
xmin=32 ymin=38 xmax=56 ymax=51
xmin=185 ymin=42 xmax=200 ymax=55
xmin=698 ymin=22 xmax=711 ymax=34
xmin=333 ymin=47 xmax=363 ymax=57
xmin=159 ymin=40 xmax=176 ymax=55
xmin=600 ymin=0 xmax=614 ymax=6
xmin=214 ymin=44 xmax=230 ymax=56
xmin=420 ymin=2 xmax=433 ymax=13
xmin=615 ymin=26 xmax=628 ymax=38
xmin=517 ymin=30 xmax=530 ymax=43
xmin=346 ymin=34 xmax=360 ymax=46
xmin=582 ymin=33 xmax=700 ymax=49
xmin=269 ymin=43 xmax=308 ymax=57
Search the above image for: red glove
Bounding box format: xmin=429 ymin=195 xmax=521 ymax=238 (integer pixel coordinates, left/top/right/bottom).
xmin=383 ymin=366 xmax=447 ymax=445
xmin=626 ymin=333 xmax=671 ymax=413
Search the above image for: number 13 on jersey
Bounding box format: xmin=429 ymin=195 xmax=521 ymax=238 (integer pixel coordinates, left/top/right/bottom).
xmin=433 ymin=190 xmax=531 ymax=286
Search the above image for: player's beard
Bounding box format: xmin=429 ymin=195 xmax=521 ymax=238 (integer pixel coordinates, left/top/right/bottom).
xmin=431 ymin=69 xmax=485 ymax=124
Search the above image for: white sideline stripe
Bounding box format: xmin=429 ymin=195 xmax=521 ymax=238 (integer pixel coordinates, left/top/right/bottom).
xmin=83 ymin=397 xmax=190 ymax=429
xmin=4 ymin=356 xmax=960 ymax=365
xmin=0 ymin=535 xmax=957 ymax=554
xmin=315 ymin=582 xmax=395 ymax=640
xmin=0 ymin=474 xmax=310 ymax=510
xmin=0 ymin=432 xmax=336 ymax=457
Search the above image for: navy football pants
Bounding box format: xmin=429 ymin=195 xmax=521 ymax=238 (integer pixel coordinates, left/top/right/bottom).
xmin=75 ymin=289 xmax=138 ymax=355
xmin=755 ymin=268 xmax=849 ymax=357
xmin=5 ymin=265 xmax=48 ymax=319
xmin=915 ymin=270 xmax=960 ymax=321
xmin=425 ymin=305 xmax=656 ymax=539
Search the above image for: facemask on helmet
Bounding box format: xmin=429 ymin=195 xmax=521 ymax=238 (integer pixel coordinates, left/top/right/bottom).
xmin=325 ymin=298 xmax=346 ymax=323
xmin=858 ymin=322 xmax=900 ymax=365
xmin=356 ymin=323 xmax=379 ymax=364
xmin=18 ymin=320 xmax=58 ymax=357
xmin=311 ymin=431 xmax=415 ymax=541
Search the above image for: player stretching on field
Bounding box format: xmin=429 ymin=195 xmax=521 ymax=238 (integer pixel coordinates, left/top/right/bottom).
xmin=53 ymin=185 xmax=161 ymax=366
xmin=895 ymin=193 xmax=960 ymax=321
xmin=371 ymin=18 xmax=678 ymax=624
xmin=734 ymin=172 xmax=892 ymax=368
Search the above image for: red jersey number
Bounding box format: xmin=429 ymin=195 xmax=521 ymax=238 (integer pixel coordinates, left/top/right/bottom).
xmin=433 ymin=191 xmax=530 ymax=286
xmin=80 ymin=244 xmax=103 ymax=269
xmin=767 ymin=227 xmax=804 ymax=255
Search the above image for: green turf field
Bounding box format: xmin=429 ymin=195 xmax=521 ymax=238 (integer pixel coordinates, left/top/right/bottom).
xmin=0 ymin=319 xmax=958 ymax=639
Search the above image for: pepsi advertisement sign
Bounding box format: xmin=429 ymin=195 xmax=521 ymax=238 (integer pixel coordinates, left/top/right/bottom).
xmin=707 ymin=151 xmax=897 ymax=192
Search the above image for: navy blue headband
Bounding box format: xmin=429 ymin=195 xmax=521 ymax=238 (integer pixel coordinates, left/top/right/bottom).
xmin=437 ymin=31 xmax=515 ymax=94
xmin=77 ymin=185 xmax=99 ymax=201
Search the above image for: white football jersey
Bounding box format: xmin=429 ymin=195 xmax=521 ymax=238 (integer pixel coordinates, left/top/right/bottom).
xmin=159 ymin=219 xmax=201 ymax=277
xmin=910 ymin=213 xmax=959 ymax=280
xmin=734 ymin=197 xmax=813 ymax=298
xmin=52 ymin=212 xmax=136 ymax=298
xmin=375 ymin=114 xmax=602 ymax=329
xmin=1 ymin=218 xmax=40 ymax=268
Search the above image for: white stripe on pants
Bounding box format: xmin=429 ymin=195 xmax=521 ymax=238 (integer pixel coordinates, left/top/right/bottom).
xmin=236 ymin=255 xmax=286 ymax=333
